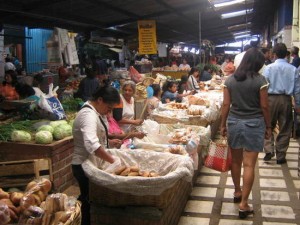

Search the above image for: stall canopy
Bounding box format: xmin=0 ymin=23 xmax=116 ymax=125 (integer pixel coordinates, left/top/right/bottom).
xmin=0 ymin=0 xmax=276 ymax=46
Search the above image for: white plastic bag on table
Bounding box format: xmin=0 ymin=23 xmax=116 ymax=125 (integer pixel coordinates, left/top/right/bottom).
xmin=38 ymin=83 xmax=67 ymax=120
xmin=82 ymin=148 xmax=194 ymax=196
xmin=186 ymin=137 xmax=199 ymax=170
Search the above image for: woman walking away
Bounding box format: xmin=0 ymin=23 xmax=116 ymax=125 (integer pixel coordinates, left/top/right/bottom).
xmin=220 ymin=48 xmax=271 ymax=219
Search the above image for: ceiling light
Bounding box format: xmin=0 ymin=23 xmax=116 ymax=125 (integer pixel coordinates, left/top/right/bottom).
xmin=233 ymin=30 xmax=250 ymax=36
xmin=221 ymin=9 xmax=253 ymax=19
xmin=235 ymin=34 xmax=251 ymax=39
xmin=214 ymin=0 xmax=245 ymax=8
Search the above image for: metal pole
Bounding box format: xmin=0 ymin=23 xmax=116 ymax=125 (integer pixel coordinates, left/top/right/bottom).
xmin=199 ymin=11 xmax=202 ymax=64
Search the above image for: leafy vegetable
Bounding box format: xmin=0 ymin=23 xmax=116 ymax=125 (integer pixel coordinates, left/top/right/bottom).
xmin=11 ymin=130 xmax=32 ymax=142
xmin=49 ymin=120 xmax=68 ymax=128
xmin=53 ymin=124 xmax=72 ymax=140
xmin=35 ymin=131 xmax=53 ymax=144
xmin=37 ymin=125 xmax=54 ymax=134
xmin=0 ymin=120 xmax=37 ymax=142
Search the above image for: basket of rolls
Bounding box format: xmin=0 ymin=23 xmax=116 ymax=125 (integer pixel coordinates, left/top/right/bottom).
xmin=82 ymin=148 xmax=194 ymax=209
xmin=0 ymin=178 xmax=81 ymax=225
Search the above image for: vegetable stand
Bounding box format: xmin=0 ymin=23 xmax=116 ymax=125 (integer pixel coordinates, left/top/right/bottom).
xmin=0 ymin=137 xmax=74 ymax=192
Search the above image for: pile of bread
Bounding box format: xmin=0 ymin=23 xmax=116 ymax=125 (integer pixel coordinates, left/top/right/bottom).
xmin=111 ymin=165 xmax=160 ymax=177
xmin=168 ymin=145 xmax=186 ymax=155
xmin=0 ymin=178 xmax=77 ymax=225
xmin=169 ymin=127 xmax=193 ymax=145
xmin=166 ymin=102 xmax=188 ymax=110
xmin=186 ymin=95 xmax=210 ymax=107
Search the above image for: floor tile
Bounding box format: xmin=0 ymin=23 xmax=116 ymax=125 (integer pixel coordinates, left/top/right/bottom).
xmin=221 ymin=202 xmax=252 ymax=217
xmin=219 ymin=219 xmax=253 ymax=225
xmin=258 ymin=160 xmax=281 ymax=168
xmin=191 ymin=187 xmax=217 ymax=198
xmin=260 ymin=190 xmax=290 ymax=201
xmin=286 ymin=154 xmax=299 ymax=160
xmin=200 ymin=167 xmax=221 ymax=174
xmin=263 ymin=223 xmax=297 ymax=225
xmin=287 ymin=161 xmax=298 ymax=168
xmin=178 ymin=216 xmax=210 ymax=225
xmin=259 ymin=168 xmax=283 ymax=177
xmin=184 ymin=200 xmax=214 ymax=214
xmin=293 ymin=180 xmax=300 ymax=189
xmin=226 ymin=177 xmax=243 ymax=186
xmin=196 ymin=175 xmax=220 ymax=185
xmin=289 ymin=169 xmax=299 ymax=178
xmin=223 ymin=188 xmax=252 ymax=200
xmin=288 ymin=142 xmax=299 ymax=147
xmin=261 ymin=204 xmax=295 ymax=219
xmin=260 ymin=178 xmax=286 ymax=188
xmin=287 ymin=147 xmax=299 ymax=153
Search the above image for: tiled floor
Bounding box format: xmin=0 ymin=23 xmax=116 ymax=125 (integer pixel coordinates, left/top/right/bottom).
xmin=178 ymin=138 xmax=300 ymax=225
xmin=63 ymin=138 xmax=300 ymax=225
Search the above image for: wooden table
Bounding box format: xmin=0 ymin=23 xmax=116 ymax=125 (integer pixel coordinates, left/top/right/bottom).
xmin=0 ymin=137 xmax=74 ymax=192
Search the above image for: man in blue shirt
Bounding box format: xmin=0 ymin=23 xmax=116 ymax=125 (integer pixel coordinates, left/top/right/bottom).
xmin=263 ymin=43 xmax=300 ymax=164
xmin=291 ymin=46 xmax=300 ymax=68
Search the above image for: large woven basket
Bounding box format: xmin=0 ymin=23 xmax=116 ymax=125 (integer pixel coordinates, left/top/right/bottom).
xmin=89 ymin=179 xmax=189 ymax=209
xmin=64 ymin=201 xmax=81 ymax=225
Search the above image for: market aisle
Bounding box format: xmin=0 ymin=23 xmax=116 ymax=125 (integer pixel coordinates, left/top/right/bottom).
xmin=178 ymin=137 xmax=300 ymax=225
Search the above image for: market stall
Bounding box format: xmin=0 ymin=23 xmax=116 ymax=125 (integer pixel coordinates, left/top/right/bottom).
xmin=83 ymin=148 xmax=194 ymax=225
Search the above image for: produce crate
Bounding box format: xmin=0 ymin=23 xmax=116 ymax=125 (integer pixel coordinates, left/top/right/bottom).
xmin=89 ymin=179 xmax=189 ymax=209
xmin=0 ymin=159 xmax=52 ymax=188
xmin=90 ymin=178 xmax=191 ymax=225
xmin=0 ymin=137 xmax=75 ymax=192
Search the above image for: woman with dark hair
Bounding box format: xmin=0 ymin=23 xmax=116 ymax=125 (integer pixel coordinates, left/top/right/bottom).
xmin=72 ymin=86 xmax=120 ymax=225
xmin=220 ymin=48 xmax=271 ymax=219
xmin=74 ymin=69 xmax=100 ymax=101
xmin=187 ymin=67 xmax=200 ymax=91
xmin=161 ymin=80 xmax=191 ymax=103
xmin=0 ymin=70 xmax=19 ymax=100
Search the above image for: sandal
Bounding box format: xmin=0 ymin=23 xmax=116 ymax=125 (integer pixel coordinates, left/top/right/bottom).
xmin=239 ymin=208 xmax=254 ymax=219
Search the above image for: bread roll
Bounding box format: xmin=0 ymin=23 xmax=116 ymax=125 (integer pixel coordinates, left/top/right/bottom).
xmin=32 ymin=194 xmax=41 ymax=206
xmin=149 ymin=172 xmax=159 ymax=177
xmin=26 ymin=181 xmax=38 ymax=192
xmin=142 ymin=171 xmax=150 ymax=177
xmin=20 ymin=194 xmax=35 ymax=210
xmin=10 ymin=192 xmax=24 ymax=206
xmin=0 ymin=188 xmax=9 ymax=200
xmin=37 ymin=191 xmax=46 ymax=202
xmin=0 ymin=203 xmax=11 ymax=224
xmin=39 ymin=178 xmax=52 ymax=194
xmin=129 ymin=166 xmax=139 ymax=172
xmin=120 ymin=168 xmax=131 ymax=176
xmin=128 ymin=172 xmax=139 ymax=176
xmin=54 ymin=211 xmax=71 ymax=223
xmin=114 ymin=166 xmax=126 ymax=175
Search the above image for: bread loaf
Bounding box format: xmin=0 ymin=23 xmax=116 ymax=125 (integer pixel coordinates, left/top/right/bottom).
xmin=10 ymin=192 xmax=24 ymax=206
xmin=120 ymin=168 xmax=131 ymax=176
xmin=114 ymin=166 xmax=126 ymax=175
xmin=0 ymin=188 xmax=9 ymax=200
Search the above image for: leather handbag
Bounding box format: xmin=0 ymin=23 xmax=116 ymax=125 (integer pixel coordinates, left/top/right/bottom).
xmin=204 ymin=139 xmax=232 ymax=172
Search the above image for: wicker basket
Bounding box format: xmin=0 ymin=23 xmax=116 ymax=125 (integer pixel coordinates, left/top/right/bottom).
xmin=64 ymin=201 xmax=81 ymax=225
xmin=89 ymin=179 xmax=189 ymax=209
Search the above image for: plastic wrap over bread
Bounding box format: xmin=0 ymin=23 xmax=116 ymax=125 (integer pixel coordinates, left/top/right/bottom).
xmin=82 ymin=149 xmax=194 ymax=196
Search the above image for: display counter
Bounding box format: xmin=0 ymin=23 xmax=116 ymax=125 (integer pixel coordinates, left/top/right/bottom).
xmin=0 ymin=137 xmax=74 ymax=192
xmin=152 ymin=71 xmax=188 ymax=79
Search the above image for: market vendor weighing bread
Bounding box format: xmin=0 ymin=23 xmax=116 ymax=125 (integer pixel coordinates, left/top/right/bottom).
xmin=72 ymin=86 xmax=120 ymax=225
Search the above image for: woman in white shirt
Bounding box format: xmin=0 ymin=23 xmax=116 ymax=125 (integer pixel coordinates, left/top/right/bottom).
xmin=179 ymin=58 xmax=191 ymax=71
xmin=113 ymin=81 xmax=143 ymax=132
xmin=187 ymin=67 xmax=200 ymax=91
xmin=72 ymin=86 xmax=120 ymax=225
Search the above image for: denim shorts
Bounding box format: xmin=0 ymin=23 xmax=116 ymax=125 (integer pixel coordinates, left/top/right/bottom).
xmin=227 ymin=116 xmax=265 ymax=152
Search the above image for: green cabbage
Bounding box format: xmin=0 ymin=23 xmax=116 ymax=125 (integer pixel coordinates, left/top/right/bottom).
xmin=53 ymin=124 xmax=72 ymax=140
xmin=37 ymin=125 xmax=54 ymax=134
xmin=35 ymin=131 xmax=53 ymax=144
xmin=49 ymin=120 xmax=68 ymax=128
xmin=68 ymin=119 xmax=74 ymax=127
xmin=11 ymin=130 xmax=32 ymax=142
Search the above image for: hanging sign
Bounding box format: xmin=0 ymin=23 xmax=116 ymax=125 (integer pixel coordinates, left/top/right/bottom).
xmin=138 ymin=20 xmax=157 ymax=55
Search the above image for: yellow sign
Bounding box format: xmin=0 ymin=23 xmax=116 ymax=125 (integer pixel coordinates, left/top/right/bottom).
xmin=138 ymin=20 xmax=157 ymax=55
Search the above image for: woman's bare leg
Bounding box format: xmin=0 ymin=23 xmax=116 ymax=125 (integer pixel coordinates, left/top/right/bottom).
xmin=230 ymin=148 xmax=243 ymax=197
